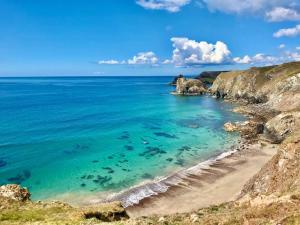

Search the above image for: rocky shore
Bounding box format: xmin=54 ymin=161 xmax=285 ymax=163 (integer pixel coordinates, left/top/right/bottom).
xmin=0 ymin=61 xmax=299 ymax=224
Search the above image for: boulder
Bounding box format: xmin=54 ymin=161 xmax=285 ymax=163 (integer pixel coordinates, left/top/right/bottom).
xmin=0 ymin=184 xmax=31 ymax=201
xmin=224 ymin=122 xmax=239 ymax=132
xmin=265 ymin=112 xmax=300 ymax=143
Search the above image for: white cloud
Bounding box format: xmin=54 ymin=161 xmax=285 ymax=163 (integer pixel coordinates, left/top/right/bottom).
xmin=127 ymin=52 xmax=159 ymax=65
xmin=296 ymin=46 xmax=300 ymax=51
xmin=201 ymin=0 xmax=300 ymax=22
xmin=266 ymin=7 xmax=300 ymax=22
xmin=233 ymin=55 xmax=252 ymax=64
xmin=98 ymin=60 xmax=120 ymax=65
xmin=98 ymin=52 xmax=159 ymax=66
xmin=234 ymin=53 xmax=281 ymax=65
xmin=285 ymin=51 xmax=300 ymax=61
xmin=170 ymin=37 xmax=231 ymax=66
xmin=279 ymin=44 xmax=286 ymax=49
xmin=162 ymin=59 xmax=173 ymax=64
xmin=234 ymin=51 xmax=300 ymax=66
xmin=201 ymin=0 xmax=295 ymax=14
xmin=274 ymin=24 xmax=300 ymax=38
xmin=136 ymin=0 xmax=190 ymax=12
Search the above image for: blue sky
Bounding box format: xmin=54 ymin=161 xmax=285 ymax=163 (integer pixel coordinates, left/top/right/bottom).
xmin=0 ymin=0 xmax=299 ymax=76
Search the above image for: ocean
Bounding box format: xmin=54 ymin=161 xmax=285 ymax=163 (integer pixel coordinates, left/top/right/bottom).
xmin=0 ymin=76 xmax=243 ymax=204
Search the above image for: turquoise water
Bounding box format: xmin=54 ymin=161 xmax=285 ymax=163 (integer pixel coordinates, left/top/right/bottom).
xmin=0 ymin=76 xmax=243 ymax=201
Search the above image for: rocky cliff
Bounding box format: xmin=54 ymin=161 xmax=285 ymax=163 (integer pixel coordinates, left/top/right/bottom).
xmin=210 ymin=62 xmax=300 ymax=109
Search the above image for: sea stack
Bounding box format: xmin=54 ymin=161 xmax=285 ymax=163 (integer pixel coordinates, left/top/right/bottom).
xmin=173 ymin=77 xmax=207 ymax=95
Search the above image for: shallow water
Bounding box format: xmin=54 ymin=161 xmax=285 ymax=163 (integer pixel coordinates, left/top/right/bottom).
xmin=0 ymin=76 xmax=243 ymax=201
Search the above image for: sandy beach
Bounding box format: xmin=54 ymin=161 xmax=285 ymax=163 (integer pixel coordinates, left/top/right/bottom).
xmin=127 ymin=140 xmax=278 ymax=217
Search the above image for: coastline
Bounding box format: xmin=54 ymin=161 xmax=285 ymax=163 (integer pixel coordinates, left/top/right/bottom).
xmin=43 ymin=95 xmax=272 ymax=215
xmin=126 ymin=139 xmax=278 ymax=217
xmin=54 ymin=136 xmax=242 ymax=208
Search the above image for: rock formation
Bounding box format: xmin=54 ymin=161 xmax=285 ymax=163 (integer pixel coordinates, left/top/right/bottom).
xmin=169 ymin=74 xmax=184 ymax=86
xmin=173 ymin=77 xmax=207 ymax=95
xmin=0 ymin=184 xmax=30 ymax=202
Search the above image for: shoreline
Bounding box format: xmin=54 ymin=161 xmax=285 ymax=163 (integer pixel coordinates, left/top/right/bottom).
xmin=103 ymin=140 xmax=242 ymax=207
xmin=52 ymin=138 xmax=242 ymax=208
xmin=126 ymin=139 xmax=278 ymax=217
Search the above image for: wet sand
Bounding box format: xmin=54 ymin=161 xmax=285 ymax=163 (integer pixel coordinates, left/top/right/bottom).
xmin=127 ymin=141 xmax=278 ymax=217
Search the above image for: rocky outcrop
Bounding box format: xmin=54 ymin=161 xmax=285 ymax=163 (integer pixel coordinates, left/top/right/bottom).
xmin=170 ymin=74 xmax=184 ymax=86
xmin=223 ymin=120 xmax=265 ymax=140
xmin=173 ymin=77 xmax=207 ymax=95
xmin=83 ymin=202 xmax=129 ymax=222
xmin=0 ymin=185 xmax=129 ymax=224
xmin=0 ymin=184 xmax=30 ymax=201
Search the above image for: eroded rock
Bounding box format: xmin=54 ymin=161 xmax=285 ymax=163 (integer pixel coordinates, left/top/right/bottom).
xmin=82 ymin=201 xmax=128 ymax=222
xmin=174 ymin=78 xmax=207 ymax=95
xmin=0 ymin=184 xmax=30 ymax=201
xmin=224 ymin=122 xmax=239 ymax=132
xmin=265 ymin=112 xmax=300 ymax=143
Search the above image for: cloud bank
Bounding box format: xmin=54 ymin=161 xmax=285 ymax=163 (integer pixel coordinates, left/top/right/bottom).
xmin=98 ymin=37 xmax=300 ymax=68
xmin=136 ymin=0 xmax=300 ymax=25
xmin=98 ymin=52 xmax=159 ymax=66
xmin=234 ymin=51 xmax=300 ymax=65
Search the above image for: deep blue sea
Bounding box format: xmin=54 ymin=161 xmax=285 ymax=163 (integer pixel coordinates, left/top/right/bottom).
xmin=0 ymin=76 xmax=243 ymax=203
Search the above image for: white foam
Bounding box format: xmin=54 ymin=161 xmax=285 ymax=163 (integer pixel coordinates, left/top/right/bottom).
xmin=103 ymin=145 xmax=240 ymax=208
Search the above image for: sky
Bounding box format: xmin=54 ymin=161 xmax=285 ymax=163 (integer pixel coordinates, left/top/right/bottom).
xmin=0 ymin=0 xmax=300 ymax=76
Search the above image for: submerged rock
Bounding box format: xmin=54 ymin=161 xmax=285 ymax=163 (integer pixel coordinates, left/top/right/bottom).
xmin=7 ymin=170 xmax=31 ymax=184
xmin=0 ymin=159 xmax=7 ymax=168
xmin=0 ymin=184 xmax=30 ymax=201
xmin=154 ymin=132 xmax=178 ymax=139
xmin=139 ymin=146 xmax=167 ymax=158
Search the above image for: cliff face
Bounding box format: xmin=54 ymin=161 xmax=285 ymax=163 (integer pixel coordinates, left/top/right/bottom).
xmin=210 ymin=62 xmax=300 ymax=111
